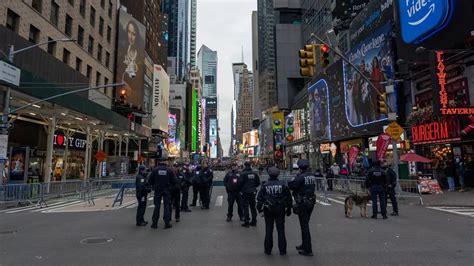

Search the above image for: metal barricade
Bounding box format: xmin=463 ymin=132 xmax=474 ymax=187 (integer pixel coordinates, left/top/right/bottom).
xmin=0 ymin=183 xmax=42 ymax=206
xmin=398 ymin=179 xmax=423 ymax=205
xmin=87 ymin=179 xmax=135 ymax=205
xmin=326 ymin=177 xmax=368 ymax=195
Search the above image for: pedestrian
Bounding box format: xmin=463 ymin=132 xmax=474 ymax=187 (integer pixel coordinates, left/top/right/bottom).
xmin=170 ymin=162 xmax=182 ymax=222
xmin=197 ymin=161 xmax=213 ymax=209
xmin=135 ymin=165 xmax=151 ymax=226
xmin=289 ymin=159 xmax=317 ymax=256
xmin=330 ymin=163 xmax=340 ymax=177
xmin=366 ymin=160 xmax=388 ymax=219
xmin=190 ymin=164 xmax=201 ymax=206
xmin=383 ymin=161 xmax=399 ymax=216
xmin=180 ymin=163 xmax=193 ymax=212
xmin=148 ymin=155 xmax=177 ymax=229
xmin=444 ymin=160 xmax=456 ymax=191
xmin=239 ymin=161 xmax=261 ymax=227
xmin=257 ymin=167 xmax=292 ymax=256
xmin=455 ymin=158 xmax=466 ymax=192
xmin=224 ymin=163 xmax=243 ymax=222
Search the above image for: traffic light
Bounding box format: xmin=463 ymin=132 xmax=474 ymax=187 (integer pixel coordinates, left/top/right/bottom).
xmin=119 ymin=88 xmax=126 ymax=103
xmin=299 ymin=44 xmax=316 ymax=77
xmin=377 ymin=93 xmax=388 ymax=115
xmin=320 ymin=44 xmax=330 ymax=68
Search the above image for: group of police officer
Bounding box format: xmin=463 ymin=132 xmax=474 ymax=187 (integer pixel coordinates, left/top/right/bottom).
xmin=366 ymin=160 xmax=399 ymax=219
xmin=135 ymin=158 xmax=214 ymax=229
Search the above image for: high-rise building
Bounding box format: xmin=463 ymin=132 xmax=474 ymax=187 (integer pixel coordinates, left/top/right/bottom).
xmin=235 ymin=64 xmax=253 ymax=149
xmin=257 ymin=0 xmax=277 ymax=112
xmin=197 ymin=45 xmax=217 ymax=98
xmin=190 ymin=0 xmax=197 ymax=67
xmin=251 ymin=11 xmax=260 ymax=120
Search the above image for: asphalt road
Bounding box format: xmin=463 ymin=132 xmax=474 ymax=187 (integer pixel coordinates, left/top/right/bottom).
xmin=0 ymin=186 xmax=473 ymax=266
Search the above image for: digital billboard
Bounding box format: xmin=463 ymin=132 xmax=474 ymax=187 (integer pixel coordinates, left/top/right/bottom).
xmin=152 ymin=65 xmax=170 ymax=132
xmin=209 ymin=118 xmax=218 ymax=159
xmin=308 ymin=80 xmax=331 ymax=142
xmin=167 ymin=113 xmax=180 ymax=157
xmin=116 ymin=10 xmax=146 ymax=107
xmin=192 ymin=88 xmax=197 ymax=152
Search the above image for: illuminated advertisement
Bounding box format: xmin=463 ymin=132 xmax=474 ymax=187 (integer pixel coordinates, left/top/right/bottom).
xmin=308 ymin=80 xmax=331 ymax=142
xmin=197 ymin=96 xmax=203 ymax=152
xmin=272 ymin=112 xmax=285 ymax=160
xmin=209 ymin=118 xmax=218 ymax=159
xmin=192 ymin=88 xmax=197 ymax=152
xmin=201 ymin=98 xmax=207 ymax=151
xmin=250 ymin=129 xmax=259 ymax=147
xmin=167 ymin=114 xmax=180 ymax=157
xmin=116 ymin=10 xmax=146 ymax=107
xmin=152 ymin=65 xmax=170 ymax=132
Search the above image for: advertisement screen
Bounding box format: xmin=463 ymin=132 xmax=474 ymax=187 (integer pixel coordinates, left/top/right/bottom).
xmin=116 ymin=10 xmax=146 ymax=107
xmin=308 ymin=80 xmax=331 ymax=142
xmin=192 ymin=88 xmax=197 ymax=152
xmin=152 ymin=65 xmax=170 ymax=132
xmin=167 ymin=114 xmax=180 ymax=157
xmin=209 ymin=118 xmax=218 ymax=159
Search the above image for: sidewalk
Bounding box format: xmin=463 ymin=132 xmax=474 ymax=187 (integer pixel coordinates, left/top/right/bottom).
xmin=421 ymin=188 xmax=474 ymax=207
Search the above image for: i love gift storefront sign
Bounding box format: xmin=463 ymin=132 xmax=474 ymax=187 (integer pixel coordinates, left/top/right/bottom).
xmin=53 ymin=132 xmax=87 ymax=150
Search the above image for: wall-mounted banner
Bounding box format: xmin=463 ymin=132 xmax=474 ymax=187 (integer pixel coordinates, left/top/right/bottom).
xmin=152 ymin=65 xmax=170 ymax=132
xmin=399 ymin=0 xmax=453 ymax=44
xmin=349 ymin=145 xmax=360 ymax=169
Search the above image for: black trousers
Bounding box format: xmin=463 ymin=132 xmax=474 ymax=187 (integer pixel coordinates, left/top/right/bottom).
xmin=242 ymin=192 xmax=257 ymax=223
xmin=152 ymin=190 xmax=171 ymax=225
xmin=371 ymin=185 xmax=387 ymax=217
xmin=192 ymin=184 xmax=199 ymax=205
xmin=227 ymin=191 xmax=242 ymax=218
xmin=136 ymin=192 xmax=148 ymax=224
xmin=386 ymin=187 xmax=399 ymax=213
xmin=181 ymin=185 xmax=190 ymax=210
xmin=264 ymin=208 xmax=286 ymax=254
xmin=199 ymin=185 xmax=211 ymax=208
xmin=298 ymin=204 xmax=314 ymax=253
xmin=170 ymin=189 xmax=181 ymax=220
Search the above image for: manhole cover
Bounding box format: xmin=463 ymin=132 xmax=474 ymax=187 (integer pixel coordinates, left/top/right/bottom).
xmin=0 ymin=230 xmax=17 ymax=235
xmin=80 ymin=237 xmax=113 ymax=244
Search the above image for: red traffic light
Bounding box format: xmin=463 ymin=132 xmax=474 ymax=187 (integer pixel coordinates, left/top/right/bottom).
xmin=320 ymin=44 xmax=329 ymax=54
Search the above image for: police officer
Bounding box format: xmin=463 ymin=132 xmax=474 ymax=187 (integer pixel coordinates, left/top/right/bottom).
xmin=383 ymin=161 xmax=399 ymax=216
xmin=197 ymin=162 xmax=213 ymax=209
xmin=180 ymin=163 xmax=193 ymax=212
xmin=224 ymin=163 xmax=243 ymax=221
xmin=366 ymin=160 xmax=388 ymax=219
xmin=256 ymin=167 xmax=292 ymax=256
xmin=170 ymin=162 xmax=182 ymax=222
xmin=239 ymin=161 xmax=261 ymax=227
xmin=135 ymin=165 xmax=150 ymax=226
xmin=190 ymin=164 xmax=201 ymax=207
xmin=148 ymin=156 xmax=177 ymax=229
xmin=289 ymin=159 xmax=317 ymax=256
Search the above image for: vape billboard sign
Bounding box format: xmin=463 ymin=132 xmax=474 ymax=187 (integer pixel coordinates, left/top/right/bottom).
xmin=399 ymin=0 xmax=453 ymax=44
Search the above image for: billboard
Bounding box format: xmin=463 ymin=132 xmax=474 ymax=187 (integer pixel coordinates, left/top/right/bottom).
xmin=152 ymin=65 xmax=170 ymax=132
xmin=192 ymin=88 xmax=197 ymax=152
xmin=308 ymin=80 xmax=331 ymax=142
xmin=116 ymin=10 xmax=146 ymax=107
xmin=209 ymin=118 xmax=218 ymax=159
xmin=167 ymin=114 xmax=180 ymax=157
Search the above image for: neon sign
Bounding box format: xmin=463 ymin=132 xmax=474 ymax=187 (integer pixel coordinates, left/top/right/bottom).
xmin=412 ymin=119 xmax=461 ymax=144
xmin=436 ymin=51 xmax=474 ymax=115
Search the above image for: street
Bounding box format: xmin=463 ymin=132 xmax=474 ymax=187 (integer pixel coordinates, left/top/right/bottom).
xmin=1 ymin=184 xmax=472 ymax=266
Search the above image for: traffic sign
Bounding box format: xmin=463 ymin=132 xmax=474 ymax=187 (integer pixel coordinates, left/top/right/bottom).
xmin=0 ymin=61 xmax=21 ymax=87
xmin=385 ymin=121 xmax=404 ymax=141
xmin=95 ymin=150 xmax=107 ymax=162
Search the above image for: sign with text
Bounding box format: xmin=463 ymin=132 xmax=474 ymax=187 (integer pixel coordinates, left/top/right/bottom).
xmin=385 ymin=121 xmax=404 ymax=141
xmin=0 ymin=61 xmax=21 ymax=87
xmin=152 ymin=65 xmax=170 ymax=132
xmin=412 ymin=119 xmax=461 ymax=145
xmin=54 ymin=132 xmax=86 ymax=150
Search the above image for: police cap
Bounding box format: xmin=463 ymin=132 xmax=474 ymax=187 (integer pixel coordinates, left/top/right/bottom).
xmin=297 ymin=159 xmax=310 ymax=169
xmin=267 ymin=167 xmax=280 ymax=177
xmin=244 ymin=161 xmax=251 ymax=167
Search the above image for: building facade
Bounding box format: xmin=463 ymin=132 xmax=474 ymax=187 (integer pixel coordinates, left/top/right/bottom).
xmin=235 ymin=64 xmax=253 ymax=149
xmin=197 ymin=44 xmax=217 ymax=98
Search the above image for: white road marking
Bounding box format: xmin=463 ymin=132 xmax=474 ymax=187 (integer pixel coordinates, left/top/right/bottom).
xmin=316 ymin=199 xmax=331 ymax=206
xmin=215 ymin=195 xmax=223 ymax=206
xmin=327 ymin=197 xmax=345 ymax=205
xmin=32 ymin=201 xmax=83 ymax=213
xmin=427 ymin=207 xmax=474 ymax=218
xmin=0 ymin=201 xmax=68 ymax=213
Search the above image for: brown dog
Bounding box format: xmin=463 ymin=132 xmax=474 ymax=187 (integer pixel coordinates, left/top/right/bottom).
xmin=344 ymin=193 xmax=371 ymax=218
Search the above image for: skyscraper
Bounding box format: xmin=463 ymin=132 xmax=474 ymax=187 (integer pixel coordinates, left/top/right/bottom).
xmin=190 ymin=0 xmax=197 ymax=67
xmin=197 ymin=45 xmax=217 ymax=98
xmin=235 ymin=64 xmax=254 ymax=146
xmin=251 ymin=11 xmax=261 ymax=119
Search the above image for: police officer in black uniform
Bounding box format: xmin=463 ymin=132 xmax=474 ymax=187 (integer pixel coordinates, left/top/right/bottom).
xmin=289 ymin=159 xmax=317 ymax=256
xmin=239 ymin=161 xmax=261 ymax=227
xmin=257 ymin=167 xmax=292 ymax=255
xmin=170 ymin=162 xmax=182 ymax=222
xmin=383 ymin=161 xmax=399 ymax=216
xmin=224 ymin=163 xmax=243 ymax=221
xmin=366 ymin=160 xmax=388 ymax=219
xmin=197 ymin=162 xmax=213 ymax=209
xmin=190 ymin=164 xmax=201 ymax=207
xmin=148 ymin=156 xmax=177 ymax=229
xmin=180 ymin=163 xmax=193 ymax=212
xmin=135 ymin=165 xmax=150 ymax=226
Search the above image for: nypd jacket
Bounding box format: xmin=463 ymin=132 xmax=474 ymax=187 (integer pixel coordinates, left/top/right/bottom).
xmin=224 ymin=170 xmax=241 ymax=193
xmin=239 ymin=167 xmax=261 ymax=194
xmin=195 ymin=167 xmax=213 ymax=186
xmin=366 ymin=167 xmax=388 ymax=188
xmin=256 ymin=178 xmax=292 ymax=212
xmin=135 ymin=173 xmax=150 ymax=194
xmin=288 ymin=171 xmax=317 ymax=199
xmin=148 ymin=164 xmax=177 ymax=192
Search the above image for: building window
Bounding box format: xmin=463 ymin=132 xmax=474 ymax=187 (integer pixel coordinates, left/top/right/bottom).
xmin=31 ymin=0 xmax=42 ymax=13
xmin=88 ymin=36 xmax=94 ymax=54
xmin=108 ymin=0 xmax=112 ymax=17
xmin=65 ymin=14 xmax=73 ymax=37
xmin=47 ymin=37 xmax=56 ymax=55
xmin=100 ymin=0 xmax=105 ymax=9
xmin=90 ymin=7 xmax=96 ymax=27
xmin=99 ymin=17 xmax=104 ymax=36
xmin=105 ymin=51 xmax=110 ymax=68
xmin=77 ymin=25 xmax=84 ymax=46
xmin=79 ymin=0 xmax=86 ymax=17
xmin=50 ymin=0 xmax=59 ymax=26
xmin=68 ymin=0 xmax=74 ymax=6
xmin=107 ymin=26 xmax=112 ymax=42
xmin=104 ymin=77 xmax=109 ymax=88
xmin=75 ymin=57 xmax=82 ymax=71
xmin=63 ymin=48 xmax=70 ymax=64
xmin=29 ymin=25 xmax=40 ymax=44
xmin=95 ymin=71 xmax=101 ymax=86
xmin=6 ymin=9 xmax=20 ymax=33
xmin=97 ymin=44 xmax=102 ymax=62
xmin=86 ymin=65 xmax=92 ymax=83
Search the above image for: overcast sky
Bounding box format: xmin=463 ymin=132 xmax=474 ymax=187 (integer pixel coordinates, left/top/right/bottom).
xmin=197 ymin=0 xmax=256 ymax=157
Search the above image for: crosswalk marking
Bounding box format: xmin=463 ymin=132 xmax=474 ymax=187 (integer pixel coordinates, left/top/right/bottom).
xmin=5 ymin=200 xmax=80 ymax=214
xmin=34 ymin=201 xmax=83 ymax=213
xmin=215 ymin=196 xmax=223 ymax=206
xmin=427 ymin=206 xmax=474 ymax=218
xmin=0 ymin=201 xmax=65 ymax=213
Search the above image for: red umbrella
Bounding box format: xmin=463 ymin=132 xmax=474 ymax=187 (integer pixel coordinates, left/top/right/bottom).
xmin=400 ymin=153 xmax=432 ymax=163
